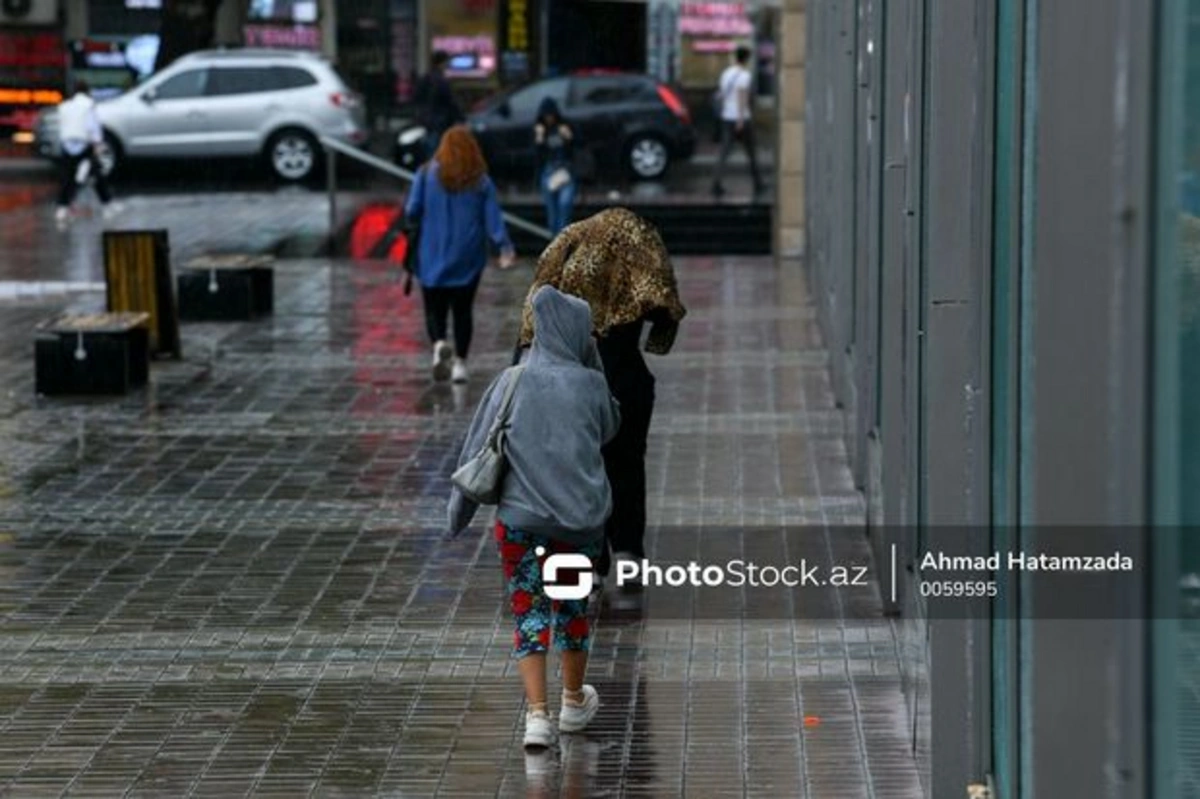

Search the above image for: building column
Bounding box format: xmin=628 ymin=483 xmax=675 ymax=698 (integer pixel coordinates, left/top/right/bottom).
xmin=321 ymin=0 xmax=337 ymax=59
xmin=214 ymin=0 xmax=247 ymax=47
xmin=774 ymin=0 xmax=806 ymax=260
xmin=64 ymin=0 xmax=87 ymax=39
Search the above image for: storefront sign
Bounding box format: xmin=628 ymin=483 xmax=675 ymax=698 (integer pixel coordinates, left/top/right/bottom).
xmin=677 ymin=0 xmax=754 ymax=88
xmin=499 ymin=0 xmax=536 ymax=82
xmin=0 ymin=30 xmax=65 ymax=131
xmin=69 ymin=37 xmax=158 ymax=98
xmin=243 ymin=23 xmax=321 ymax=50
xmin=428 ymin=0 xmax=497 ymax=82
xmin=679 ymin=2 xmax=753 ymax=37
xmin=432 ymin=35 xmax=496 ymax=78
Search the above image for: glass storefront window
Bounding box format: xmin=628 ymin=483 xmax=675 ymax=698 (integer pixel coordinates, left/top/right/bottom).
xmin=1156 ymin=1 xmax=1200 ymax=796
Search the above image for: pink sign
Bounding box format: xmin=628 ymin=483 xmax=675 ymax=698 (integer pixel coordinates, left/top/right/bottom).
xmin=243 ymin=24 xmax=321 ymax=50
xmin=679 ymin=1 xmax=753 ymax=38
xmin=692 ymin=40 xmax=737 ymax=53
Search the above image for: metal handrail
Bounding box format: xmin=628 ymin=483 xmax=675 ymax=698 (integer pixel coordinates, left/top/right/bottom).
xmin=319 ymin=135 xmax=553 ymax=242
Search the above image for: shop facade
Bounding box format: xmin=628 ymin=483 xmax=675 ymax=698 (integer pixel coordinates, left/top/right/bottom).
xmin=0 ymin=0 xmax=66 ymax=138
xmin=801 ymin=0 xmax=1198 ymax=796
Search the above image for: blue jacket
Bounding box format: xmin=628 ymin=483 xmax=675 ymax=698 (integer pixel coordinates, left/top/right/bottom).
xmin=404 ymin=163 xmax=512 ymax=288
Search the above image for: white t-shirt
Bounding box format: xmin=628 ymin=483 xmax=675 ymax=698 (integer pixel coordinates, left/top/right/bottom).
xmin=58 ymin=93 xmax=102 ymax=154
xmin=718 ymin=64 xmax=752 ymax=122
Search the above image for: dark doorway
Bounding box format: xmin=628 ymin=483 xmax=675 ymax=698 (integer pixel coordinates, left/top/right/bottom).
xmin=547 ymin=0 xmax=646 ymax=74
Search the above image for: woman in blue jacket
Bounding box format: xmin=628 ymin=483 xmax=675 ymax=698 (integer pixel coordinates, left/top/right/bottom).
xmin=533 ymin=97 xmax=576 ymax=235
xmin=406 ymin=125 xmax=515 ymax=383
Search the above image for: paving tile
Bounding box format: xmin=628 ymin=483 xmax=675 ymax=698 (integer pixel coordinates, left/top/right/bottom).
xmin=0 ymin=247 xmax=927 ymax=796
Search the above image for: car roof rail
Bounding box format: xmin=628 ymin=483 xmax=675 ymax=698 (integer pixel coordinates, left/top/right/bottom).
xmin=181 ymin=48 xmax=312 ymax=61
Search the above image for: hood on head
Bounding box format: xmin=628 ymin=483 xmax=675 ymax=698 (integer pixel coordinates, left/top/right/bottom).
xmin=537 ymin=96 xmax=562 ymax=121
xmin=531 ymin=285 xmax=593 ymax=363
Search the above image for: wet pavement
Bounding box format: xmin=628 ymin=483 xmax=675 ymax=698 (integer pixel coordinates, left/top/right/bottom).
xmin=0 ymin=239 xmax=926 ymax=795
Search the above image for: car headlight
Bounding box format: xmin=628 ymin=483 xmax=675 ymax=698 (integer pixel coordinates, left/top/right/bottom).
xmin=398 ymin=127 xmax=427 ymax=146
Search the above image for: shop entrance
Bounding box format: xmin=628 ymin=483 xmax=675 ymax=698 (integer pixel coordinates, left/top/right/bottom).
xmin=547 ymin=0 xmax=646 ymax=74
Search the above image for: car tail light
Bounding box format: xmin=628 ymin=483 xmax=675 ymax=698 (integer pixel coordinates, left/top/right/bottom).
xmin=331 ymin=92 xmax=361 ymax=109
xmin=656 ymin=84 xmax=691 ymax=124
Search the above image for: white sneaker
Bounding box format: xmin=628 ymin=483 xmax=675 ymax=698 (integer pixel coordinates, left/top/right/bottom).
xmin=54 ymin=206 xmax=70 ymax=228
xmin=559 ymin=685 xmax=600 ymax=733
xmin=524 ymin=708 xmax=556 ymax=749
xmin=431 ymin=340 xmax=453 ymax=381
xmin=451 ymin=357 xmax=469 ymax=383
xmin=102 ymin=201 xmax=125 ymax=220
xmin=524 ymin=749 xmax=556 ymax=789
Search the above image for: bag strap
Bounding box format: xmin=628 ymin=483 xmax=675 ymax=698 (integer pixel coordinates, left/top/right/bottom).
xmin=484 ymin=365 xmax=525 ymax=447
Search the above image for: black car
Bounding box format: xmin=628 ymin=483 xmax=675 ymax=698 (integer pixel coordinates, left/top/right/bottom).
xmin=395 ymin=72 xmax=697 ymax=181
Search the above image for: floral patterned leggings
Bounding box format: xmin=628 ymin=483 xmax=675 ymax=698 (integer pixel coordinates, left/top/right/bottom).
xmin=495 ymin=521 xmax=601 ymax=658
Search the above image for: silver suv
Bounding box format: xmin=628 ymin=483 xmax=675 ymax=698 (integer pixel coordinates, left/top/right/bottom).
xmin=36 ymin=49 xmax=367 ymax=182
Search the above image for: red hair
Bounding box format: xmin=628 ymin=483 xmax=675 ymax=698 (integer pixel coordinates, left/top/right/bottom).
xmin=434 ymin=125 xmax=489 ymax=192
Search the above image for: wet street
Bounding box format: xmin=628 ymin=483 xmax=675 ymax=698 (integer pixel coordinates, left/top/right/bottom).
xmin=0 ymin=193 xmax=924 ymax=797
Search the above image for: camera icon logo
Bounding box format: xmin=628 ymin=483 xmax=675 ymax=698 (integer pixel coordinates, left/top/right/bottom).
xmin=538 ymin=547 xmax=594 ymax=601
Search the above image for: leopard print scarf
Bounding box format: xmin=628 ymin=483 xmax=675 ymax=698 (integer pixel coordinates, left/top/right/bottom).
xmin=518 ymin=208 xmax=686 ymax=354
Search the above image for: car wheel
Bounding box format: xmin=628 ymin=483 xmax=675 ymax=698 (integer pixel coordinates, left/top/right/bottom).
xmin=100 ymin=132 xmax=121 ymax=177
xmin=626 ymin=135 xmax=670 ymax=180
xmin=267 ymin=129 xmax=320 ymax=182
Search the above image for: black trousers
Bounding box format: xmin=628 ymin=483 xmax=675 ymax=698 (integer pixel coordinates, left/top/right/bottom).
xmin=712 ymin=120 xmax=763 ymax=189
xmin=421 ymin=279 xmax=479 ymax=358
xmin=596 ymin=376 xmax=655 ymax=576
xmin=57 ymin=147 xmax=112 ymax=207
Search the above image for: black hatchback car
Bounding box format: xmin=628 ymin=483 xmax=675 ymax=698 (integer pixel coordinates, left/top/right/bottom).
xmin=395 ymin=72 xmax=696 ymax=181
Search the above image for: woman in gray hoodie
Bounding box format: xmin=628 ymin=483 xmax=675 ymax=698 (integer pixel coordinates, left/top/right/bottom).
xmin=448 ymin=285 xmax=621 ymax=750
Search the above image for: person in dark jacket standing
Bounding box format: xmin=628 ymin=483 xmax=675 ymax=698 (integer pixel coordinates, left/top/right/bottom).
xmin=533 ymin=97 xmax=576 ymax=235
xmin=514 ymin=208 xmax=686 ymax=585
xmin=406 ymin=125 xmax=514 ymax=383
xmin=449 ymin=286 xmax=621 ymax=750
xmin=413 ymin=50 xmax=463 ymax=160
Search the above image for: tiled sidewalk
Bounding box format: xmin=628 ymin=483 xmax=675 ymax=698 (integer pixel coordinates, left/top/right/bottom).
xmin=0 ymin=189 xmax=361 ymax=284
xmin=0 ymin=256 xmax=926 ymax=797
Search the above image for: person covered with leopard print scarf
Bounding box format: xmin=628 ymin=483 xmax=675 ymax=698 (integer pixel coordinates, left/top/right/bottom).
xmin=515 ymin=207 xmax=687 ymax=587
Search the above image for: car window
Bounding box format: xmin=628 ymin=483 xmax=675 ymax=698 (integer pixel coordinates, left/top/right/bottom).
xmin=273 ymin=66 xmax=318 ymax=90
xmin=207 ymin=67 xmax=272 ymax=96
xmin=574 ymin=78 xmax=641 ymax=107
xmin=153 ymin=69 xmax=208 ymax=100
xmin=506 ymin=78 xmax=569 ymax=118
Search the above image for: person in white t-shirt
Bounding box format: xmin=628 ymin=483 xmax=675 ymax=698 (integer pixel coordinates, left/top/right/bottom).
xmin=54 ymin=80 xmax=120 ymax=226
xmin=712 ymin=45 xmax=764 ymax=197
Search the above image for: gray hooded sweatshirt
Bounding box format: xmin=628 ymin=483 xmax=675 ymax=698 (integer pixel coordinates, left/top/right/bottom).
xmin=447 ymin=285 xmax=621 ymax=545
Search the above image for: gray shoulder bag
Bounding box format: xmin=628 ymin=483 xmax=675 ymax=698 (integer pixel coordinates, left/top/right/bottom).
xmin=451 ymin=366 xmax=526 ymax=505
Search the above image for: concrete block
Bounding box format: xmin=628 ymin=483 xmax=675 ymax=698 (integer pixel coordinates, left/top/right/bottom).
xmin=778 ymin=226 xmax=806 ymax=258
xmin=781 ymin=11 xmax=807 ymax=66
xmin=779 ymin=119 xmax=806 ymax=176
xmin=779 ymin=66 xmax=807 ymax=117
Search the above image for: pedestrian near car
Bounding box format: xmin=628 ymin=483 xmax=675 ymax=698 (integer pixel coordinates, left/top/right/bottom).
xmin=405 ymin=125 xmax=515 ymax=383
xmin=711 ymin=45 xmax=764 ymax=197
xmin=448 ymin=285 xmax=621 ymax=750
xmin=413 ymin=50 xmax=463 ymax=161
xmin=534 ymin=97 xmax=576 ymax=235
xmin=514 ymin=208 xmax=686 ymax=584
xmin=54 ymin=80 xmax=121 ymax=227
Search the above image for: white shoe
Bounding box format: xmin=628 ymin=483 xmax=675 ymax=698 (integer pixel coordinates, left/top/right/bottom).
xmin=524 ymin=749 xmax=556 ymax=789
xmin=431 ymin=340 xmax=453 ymax=381
xmin=524 ymin=708 xmax=556 ymax=749
xmin=451 ymin=357 xmax=469 ymax=383
xmin=102 ymin=201 xmax=125 ymax=220
xmin=54 ymin=206 xmax=70 ymax=228
xmin=559 ymin=685 xmax=600 ymax=733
